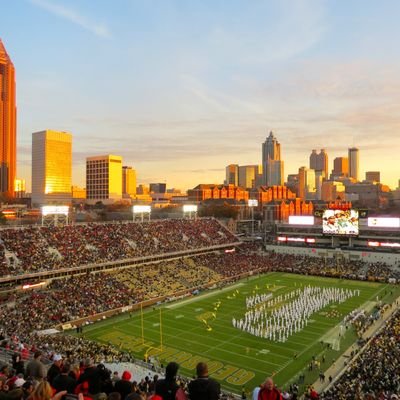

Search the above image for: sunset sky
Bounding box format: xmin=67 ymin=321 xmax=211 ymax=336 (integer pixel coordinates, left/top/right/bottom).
xmin=2 ymin=0 xmax=400 ymax=191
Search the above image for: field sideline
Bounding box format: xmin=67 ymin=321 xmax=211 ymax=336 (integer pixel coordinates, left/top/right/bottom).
xmin=79 ymin=272 xmax=397 ymax=395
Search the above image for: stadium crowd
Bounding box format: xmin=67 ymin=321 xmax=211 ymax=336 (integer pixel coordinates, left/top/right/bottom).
xmin=0 ymin=219 xmax=237 ymax=275
xmin=0 ymin=250 xmax=398 ymax=347
xmin=0 ymin=335 xmax=241 ymax=400
xmin=266 ymin=253 xmax=400 ymax=282
xmin=0 ymin=218 xmax=400 ymax=399
xmin=320 ymin=309 xmax=400 ymax=399
xmin=0 ymin=252 xmax=269 ymax=343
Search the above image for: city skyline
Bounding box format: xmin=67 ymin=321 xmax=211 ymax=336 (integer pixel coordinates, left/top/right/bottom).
xmin=2 ymin=1 xmax=400 ymax=191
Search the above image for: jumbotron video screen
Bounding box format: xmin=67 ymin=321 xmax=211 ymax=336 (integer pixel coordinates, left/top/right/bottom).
xmin=322 ymin=209 xmax=359 ymax=236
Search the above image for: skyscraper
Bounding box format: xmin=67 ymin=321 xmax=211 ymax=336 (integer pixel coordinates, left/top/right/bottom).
xmin=225 ymin=164 xmax=239 ymax=186
xmin=348 ymin=147 xmax=359 ymax=181
xmin=86 ymin=155 xmax=122 ymax=204
xmin=149 ymin=183 xmax=166 ymax=193
xmin=309 ymin=149 xmax=328 ymax=200
xmin=332 ymin=157 xmax=349 ymax=178
xmin=365 ymin=171 xmax=380 ymax=183
xmin=309 ymin=149 xmax=328 ymax=178
xmin=317 ymin=149 xmax=328 ymax=178
xmin=238 ymin=165 xmax=261 ymax=189
xmin=309 ymin=150 xmax=318 ymax=171
xmin=122 ymin=166 xmax=137 ymax=198
xmin=31 ymin=130 xmax=72 ymax=206
xmin=298 ymin=166 xmax=316 ymax=200
xmin=0 ymin=40 xmax=16 ymax=198
xmin=262 ymin=131 xmax=284 ymax=186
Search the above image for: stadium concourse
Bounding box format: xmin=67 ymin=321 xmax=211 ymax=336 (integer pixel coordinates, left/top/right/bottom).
xmin=0 ymin=218 xmax=399 ymax=399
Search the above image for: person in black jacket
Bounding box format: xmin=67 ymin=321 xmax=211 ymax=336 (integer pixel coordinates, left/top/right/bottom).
xmin=47 ymin=355 xmax=63 ymax=386
xmin=155 ymin=362 xmax=180 ymax=400
xmin=114 ymin=371 xmax=133 ymax=400
xmin=52 ymin=363 xmax=76 ymax=394
xmin=77 ymin=359 xmax=103 ymax=396
xmin=188 ymin=362 xmax=220 ymax=400
xmin=12 ymin=353 xmax=25 ymax=377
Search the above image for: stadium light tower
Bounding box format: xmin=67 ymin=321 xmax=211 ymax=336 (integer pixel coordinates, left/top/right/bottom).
xmin=183 ymin=204 xmax=198 ymax=219
xmin=133 ymin=205 xmax=151 ymax=222
xmin=41 ymin=205 xmax=69 ymax=227
xmin=248 ymin=199 xmax=258 ymax=235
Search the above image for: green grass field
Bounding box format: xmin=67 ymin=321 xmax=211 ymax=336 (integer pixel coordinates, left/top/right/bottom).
xmin=80 ymin=272 xmax=398 ymax=395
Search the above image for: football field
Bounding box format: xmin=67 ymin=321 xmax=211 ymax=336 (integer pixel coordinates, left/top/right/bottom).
xmin=80 ymin=272 xmax=397 ymax=395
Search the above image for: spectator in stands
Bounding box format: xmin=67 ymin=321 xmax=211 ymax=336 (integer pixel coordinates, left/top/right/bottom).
xmin=14 ymin=377 xmax=26 ymax=389
xmin=188 ymin=362 xmax=220 ymax=400
xmin=21 ymin=380 xmax=34 ymax=400
xmin=148 ymin=374 xmax=158 ymax=395
xmin=52 ymin=363 xmax=76 ymax=394
xmin=0 ymin=376 xmax=7 ymax=392
xmin=252 ymin=386 xmax=261 ymax=400
xmin=155 ymin=362 xmax=180 ymax=400
xmin=11 ymin=354 xmax=24 ymax=377
xmin=114 ymin=371 xmax=132 ymax=400
xmin=112 ymin=372 xmax=120 ymax=386
xmin=108 ymin=393 xmax=121 ymax=400
xmin=1 ymin=387 xmax=24 ymax=400
xmin=0 ymin=366 xmax=9 ymax=379
xmin=76 ymin=359 xmax=102 ymax=396
xmin=26 ymin=351 xmax=46 ymax=382
xmin=47 ymin=354 xmax=63 ymax=386
xmin=257 ymin=378 xmax=282 ymax=400
xmin=31 ymin=381 xmax=66 ymax=400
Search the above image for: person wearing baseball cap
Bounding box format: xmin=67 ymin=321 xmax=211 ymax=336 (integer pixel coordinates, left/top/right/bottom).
xmin=47 ymin=355 xmax=63 ymax=386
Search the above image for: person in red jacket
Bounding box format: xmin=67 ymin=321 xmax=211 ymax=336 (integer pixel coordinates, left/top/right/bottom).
xmin=258 ymin=378 xmax=282 ymax=400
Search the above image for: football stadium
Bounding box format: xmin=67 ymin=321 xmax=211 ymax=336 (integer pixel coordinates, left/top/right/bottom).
xmin=1 ymin=210 xmax=400 ymax=399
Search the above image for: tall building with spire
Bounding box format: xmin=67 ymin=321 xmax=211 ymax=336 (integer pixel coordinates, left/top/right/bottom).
xmin=0 ymin=40 xmax=16 ymax=198
xmin=262 ymin=131 xmax=284 ymax=186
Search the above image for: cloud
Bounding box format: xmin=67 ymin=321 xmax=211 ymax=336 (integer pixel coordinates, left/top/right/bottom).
xmin=29 ymin=0 xmax=111 ymax=38
xmin=72 ymin=134 xmax=257 ymax=165
xmin=182 ymin=74 xmax=265 ymax=115
xmin=205 ymin=0 xmax=328 ymax=66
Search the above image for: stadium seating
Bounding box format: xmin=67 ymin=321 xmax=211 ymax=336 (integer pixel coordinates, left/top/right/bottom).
xmin=320 ymin=309 xmax=400 ymax=399
xmin=0 ymin=219 xmax=238 ymax=275
xmin=0 ymin=219 xmax=400 ymax=399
